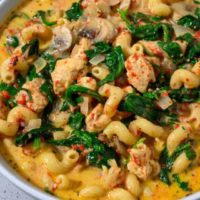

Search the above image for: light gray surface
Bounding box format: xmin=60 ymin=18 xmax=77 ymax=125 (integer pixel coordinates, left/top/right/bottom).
xmin=0 ymin=173 xmax=36 ymax=200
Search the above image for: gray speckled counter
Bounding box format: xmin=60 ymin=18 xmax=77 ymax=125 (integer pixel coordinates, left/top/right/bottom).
xmin=0 ymin=173 xmax=36 ymax=200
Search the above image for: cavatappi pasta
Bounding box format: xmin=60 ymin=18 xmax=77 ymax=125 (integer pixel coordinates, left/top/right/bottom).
xmin=0 ymin=0 xmax=200 ymax=200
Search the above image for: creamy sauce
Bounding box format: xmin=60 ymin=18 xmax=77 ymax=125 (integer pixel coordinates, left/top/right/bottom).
xmin=2 ymin=138 xmax=200 ymax=200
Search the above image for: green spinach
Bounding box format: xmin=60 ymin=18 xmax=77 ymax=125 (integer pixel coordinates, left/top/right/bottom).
xmin=33 ymin=137 xmax=41 ymax=149
xmin=85 ymin=42 xmax=111 ymax=60
xmin=35 ymin=10 xmax=57 ymax=26
xmin=158 ymin=41 xmax=182 ymax=63
xmin=68 ymin=111 xmax=85 ymax=130
xmin=170 ymin=87 xmax=200 ymax=103
xmin=119 ymin=93 xmax=159 ymax=122
xmin=6 ymin=36 xmax=19 ymax=47
xmin=177 ymin=9 xmax=200 ymax=30
xmin=65 ymin=1 xmax=83 ymax=21
xmin=193 ymin=0 xmax=200 ymax=4
xmin=85 ymin=43 xmax=125 ymax=86
xmin=0 ymin=83 xmax=18 ymax=96
xmin=40 ymin=81 xmax=54 ymax=103
xmin=15 ymin=124 xmax=61 ymax=146
xmin=99 ymin=46 xmax=125 ymax=86
xmin=47 ymin=130 xmax=119 ymax=167
xmin=159 ymin=141 xmax=196 ymax=185
xmin=160 ymin=168 xmax=171 ymax=185
xmin=130 ymin=12 xmax=163 ymax=24
xmin=119 ymin=10 xmax=173 ymax=42
xmin=21 ymin=39 xmax=39 ymax=56
xmin=176 ymin=33 xmax=200 ymax=63
xmin=172 ymin=174 xmax=190 ymax=191
xmin=64 ymin=85 xmax=104 ymax=106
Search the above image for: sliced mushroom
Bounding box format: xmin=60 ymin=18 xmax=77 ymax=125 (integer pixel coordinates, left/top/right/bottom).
xmin=53 ymin=25 xmax=72 ymax=52
xmin=79 ymin=29 xmax=96 ymax=40
xmin=79 ymin=17 xmax=117 ymax=43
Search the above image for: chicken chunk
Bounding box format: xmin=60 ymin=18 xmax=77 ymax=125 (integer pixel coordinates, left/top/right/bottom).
xmin=139 ymin=41 xmax=165 ymax=57
xmin=16 ymin=78 xmax=48 ymax=113
xmin=51 ymin=38 xmax=91 ymax=95
xmin=101 ymin=160 xmax=125 ymax=189
xmin=127 ymin=143 xmax=160 ymax=180
xmin=125 ymin=54 xmax=155 ymax=93
xmin=86 ymin=104 xmax=111 ymax=132
xmin=51 ymin=58 xmax=84 ymax=95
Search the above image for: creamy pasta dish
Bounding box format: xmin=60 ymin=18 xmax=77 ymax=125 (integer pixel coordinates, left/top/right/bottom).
xmin=0 ymin=0 xmax=200 ymax=199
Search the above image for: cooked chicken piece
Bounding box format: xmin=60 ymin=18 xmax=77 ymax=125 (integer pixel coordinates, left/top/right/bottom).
xmin=86 ymin=104 xmax=111 ymax=132
xmin=51 ymin=58 xmax=84 ymax=95
xmin=127 ymin=143 xmax=160 ymax=180
xmin=139 ymin=41 xmax=165 ymax=57
xmin=71 ymin=38 xmax=91 ymax=60
xmin=101 ymin=160 xmax=125 ymax=189
xmin=125 ymin=54 xmax=155 ymax=93
xmin=51 ymin=38 xmax=91 ymax=95
xmin=16 ymin=78 xmax=48 ymax=113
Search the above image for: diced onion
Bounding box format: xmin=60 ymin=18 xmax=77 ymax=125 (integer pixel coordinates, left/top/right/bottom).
xmin=89 ymin=54 xmax=105 ymax=65
xmin=119 ymin=0 xmax=131 ymax=10
xmin=143 ymin=186 xmax=153 ymax=197
xmin=157 ymin=95 xmax=173 ymax=110
xmin=172 ymin=24 xmax=194 ymax=37
xmin=26 ymin=119 xmax=42 ymax=132
xmin=34 ymin=57 xmax=47 ymax=73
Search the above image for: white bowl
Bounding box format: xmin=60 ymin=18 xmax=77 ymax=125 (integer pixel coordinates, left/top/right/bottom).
xmin=0 ymin=3 xmax=56 ymax=200
xmin=0 ymin=1 xmax=199 ymax=200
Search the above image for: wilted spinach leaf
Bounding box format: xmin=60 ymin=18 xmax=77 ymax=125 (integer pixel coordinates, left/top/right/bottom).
xmin=35 ymin=10 xmax=57 ymax=26
xmin=65 ymin=1 xmax=83 ymax=21
xmin=68 ymin=111 xmax=85 ymax=130
xmin=47 ymin=130 xmax=119 ymax=167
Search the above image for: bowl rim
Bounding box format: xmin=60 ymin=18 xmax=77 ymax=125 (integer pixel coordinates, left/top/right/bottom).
xmin=0 ymin=155 xmax=58 ymax=200
xmin=0 ymin=2 xmax=56 ymax=200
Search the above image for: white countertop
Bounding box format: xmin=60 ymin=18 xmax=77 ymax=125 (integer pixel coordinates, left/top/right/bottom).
xmin=0 ymin=173 xmax=36 ymax=200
